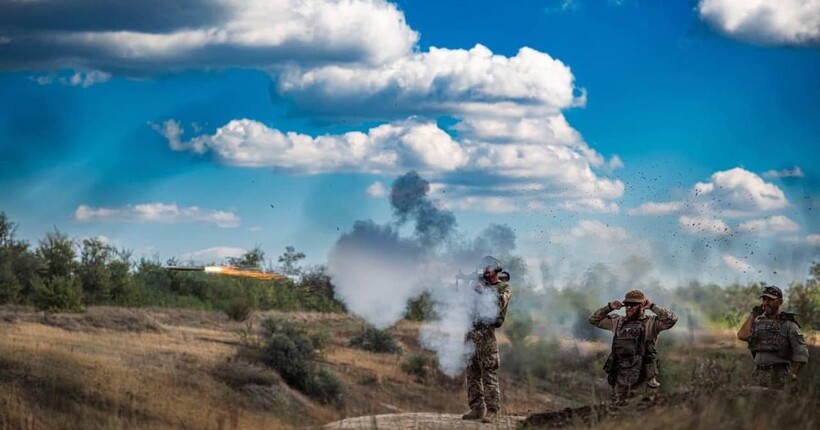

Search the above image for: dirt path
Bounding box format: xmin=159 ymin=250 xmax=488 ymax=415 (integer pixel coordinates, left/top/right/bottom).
xmin=322 ymin=412 xmax=525 ymax=429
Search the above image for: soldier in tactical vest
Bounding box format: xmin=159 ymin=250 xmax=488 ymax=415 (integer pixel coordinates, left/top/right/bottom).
xmin=736 ymin=285 xmax=809 ymax=389
xmin=589 ymin=290 xmax=678 ymax=406
xmin=462 ymin=256 xmax=512 ymax=424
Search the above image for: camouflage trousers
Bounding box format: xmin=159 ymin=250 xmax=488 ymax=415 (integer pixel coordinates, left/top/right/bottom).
xmin=750 ymin=364 xmax=791 ymax=390
xmin=610 ymin=381 xmax=658 ymax=407
xmin=466 ymin=325 xmax=501 ymax=413
xmin=609 ymin=361 xmax=659 ymax=407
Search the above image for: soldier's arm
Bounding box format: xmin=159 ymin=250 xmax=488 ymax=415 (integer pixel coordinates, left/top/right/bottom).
xmin=497 ymin=284 xmax=511 ymax=318
xmin=588 ymin=304 xmax=618 ymax=331
xmin=787 ymin=322 xmax=809 ymax=377
xmin=736 ymin=306 xmax=768 ymax=342
xmin=649 ymin=303 xmax=678 ymax=332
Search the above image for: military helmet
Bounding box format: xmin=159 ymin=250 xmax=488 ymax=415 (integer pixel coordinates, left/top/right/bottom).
xmin=480 ymin=255 xmax=503 ymax=273
xmin=759 ymin=285 xmax=783 ymax=300
xmin=623 ymin=289 xmax=645 ymax=304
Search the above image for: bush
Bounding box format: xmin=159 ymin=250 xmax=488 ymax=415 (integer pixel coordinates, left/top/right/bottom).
xmin=401 ymin=353 xmax=433 ymax=382
xmin=349 ymin=325 xmax=402 ymax=354
xmin=305 ymin=368 xmax=343 ymax=404
xmin=404 ymin=291 xmax=436 ymax=321
xmin=224 ymin=297 xmax=253 ymax=321
xmin=257 ymin=318 xmax=343 ymax=404
xmin=31 ymin=275 xmax=84 ymax=312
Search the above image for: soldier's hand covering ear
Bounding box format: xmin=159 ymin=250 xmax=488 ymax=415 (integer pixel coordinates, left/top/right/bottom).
xmin=642 ymin=298 xmax=653 ymax=310
xmin=609 ymin=300 xmax=623 ymax=310
xmin=752 ymin=305 xmax=764 ymax=318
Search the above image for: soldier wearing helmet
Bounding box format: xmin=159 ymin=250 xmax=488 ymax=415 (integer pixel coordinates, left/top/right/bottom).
xmin=736 ymin=285 xmax=809 ymax=389
xmin=461 ymin=256 xmax=512 ymax=424
xmin=589 ymin=289 xmax=678 ymax=406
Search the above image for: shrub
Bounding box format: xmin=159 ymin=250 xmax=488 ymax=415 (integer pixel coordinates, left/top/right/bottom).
xmin=401 ymin=353 xmax=433 ymax=381
xmin=257 ymin=318 xmax=343 ymax=404
xmin=305 ymin=368 xmax=343 ymax=404
xmin=31 ymin=275 xmax=84 ymax=312
xmin=225 ymin=297 xmax=253 ymax=321
xmin=349 ymin=325 xmax=402 ymax=354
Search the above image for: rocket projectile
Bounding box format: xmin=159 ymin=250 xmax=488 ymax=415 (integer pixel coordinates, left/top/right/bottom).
xmin=163 ymin=266 xmax=205 ymax=272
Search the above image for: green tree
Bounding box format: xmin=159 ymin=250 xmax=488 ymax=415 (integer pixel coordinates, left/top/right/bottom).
xmin=788 ymin=263 xmax=820 ymax=330
xmin=228 ymin=245 xmax=266 ymax=270
xmin=37 ymin=229 xmax=77 ymax=280
xmin=33 ymin=229 xmax=83 ymax=311
xmin=0 ymin=212 xmax=23 ymax=303
xmin=277 ymin=246 xmax=306 ymax=277
xmin=79 ymin=237 xmax=113 ymax=303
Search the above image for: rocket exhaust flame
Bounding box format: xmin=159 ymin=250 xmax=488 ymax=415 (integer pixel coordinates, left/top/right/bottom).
xmin=164 ymin=266 xmax=284 ymax=281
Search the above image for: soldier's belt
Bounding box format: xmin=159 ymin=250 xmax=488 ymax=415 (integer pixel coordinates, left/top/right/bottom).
xmin=754 ymin=363 xmax=790 ymax=371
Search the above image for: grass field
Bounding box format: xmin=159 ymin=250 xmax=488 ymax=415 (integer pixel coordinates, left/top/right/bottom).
xmin=0 ymin=306 xmax=816 ymax=429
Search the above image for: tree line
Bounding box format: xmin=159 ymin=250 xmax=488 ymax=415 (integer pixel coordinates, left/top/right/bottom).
xmin=0 ymin=212 xmax=343 ymax=316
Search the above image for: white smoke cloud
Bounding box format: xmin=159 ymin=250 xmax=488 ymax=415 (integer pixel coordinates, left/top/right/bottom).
xmin=698 ymin=0 xmax=820 ymax=46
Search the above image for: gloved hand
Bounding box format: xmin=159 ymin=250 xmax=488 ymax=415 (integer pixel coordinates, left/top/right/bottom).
xmin=752 ymin=305 xmax=764 ymax=318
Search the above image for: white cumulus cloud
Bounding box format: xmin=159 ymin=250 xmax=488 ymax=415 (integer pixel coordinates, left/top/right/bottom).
xmin=366 ymin=181 xmax=386 ymax=198
xmin=807 ymin=234 xmax=820 ymax=246
xmin=628 ymin=201 xmax=685 ymax=216
xmin=723 ymin=254 xmax=755 ymax=273
xmin=161 ymin=118 xmax=624 ymax=210
xmin=75 ymin=203 xmax=240 ymax=228
xmin=698 ymin=0 xmax=820 ymax=46
xmin=692 ymin=167 xmax=788 ymax=215
xmin=0 ymin=0 xmax=418 ymax=72
xmin=679 ymin=215 xmax=731 ymax=236
xmin=277 ymin=44 xmax=581 ymax=118
xmin=737 ymin=215 xmax=800 ymax=236
xmin=763 ymin=167 xmax=804 ymax=178
xmin=177 ymin=246 xmax=247 ymax=264
xmin=552 ymin=220 xmax=629 ymax=243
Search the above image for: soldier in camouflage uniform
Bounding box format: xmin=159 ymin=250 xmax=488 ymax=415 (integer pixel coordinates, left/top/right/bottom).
xmin=462 ymin=256 xmax=512 ymax=424
xmin=736 ymin=285 xmax=809 ymax=389
xmin=588 ymin=290 xmax=678 ymax=406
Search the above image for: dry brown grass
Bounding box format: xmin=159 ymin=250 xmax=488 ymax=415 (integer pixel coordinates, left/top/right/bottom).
xmin=0 ymin=314 xmax=306 ymax=429
xmin=7 ymin=306 xmax=809 ymax=430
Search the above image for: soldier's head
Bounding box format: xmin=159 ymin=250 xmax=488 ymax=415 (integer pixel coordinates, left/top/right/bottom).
xmin=759 ymin=285 xmax=783 ymax=316
xmin=623 ymin=289 xmax=645 ymax=319
xmin=481 ymin=255 xmax=503 ymax=283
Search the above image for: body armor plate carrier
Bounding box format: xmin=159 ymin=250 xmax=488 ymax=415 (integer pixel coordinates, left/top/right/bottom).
xmin=749 ymin=317 xmax=792 ymax=359
xmin=604 ymin=319 xmax=658 ymax=387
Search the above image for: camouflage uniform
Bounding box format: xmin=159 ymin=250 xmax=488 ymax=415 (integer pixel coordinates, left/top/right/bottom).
xmin=465 ymin=279 xmax=511 ymax=416
xmin=588 ymin=298 xmax=677 ymax=405
xmin=747 ymin=312 xmax=809 ymax=389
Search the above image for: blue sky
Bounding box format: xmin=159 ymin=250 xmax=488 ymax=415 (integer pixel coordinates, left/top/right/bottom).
xmin=1 ymin=0 xmax=818 ymax=288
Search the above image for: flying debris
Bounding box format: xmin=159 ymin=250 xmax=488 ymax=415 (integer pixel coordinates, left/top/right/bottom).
xmin=163 ymin=265 xmax=285 ymax=281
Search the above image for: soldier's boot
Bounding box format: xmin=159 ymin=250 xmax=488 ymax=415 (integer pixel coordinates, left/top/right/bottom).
xmin=461 ymin=409 xmax=485 ymax=420
xmin=481 ymin=410 xmax=498 ymax=423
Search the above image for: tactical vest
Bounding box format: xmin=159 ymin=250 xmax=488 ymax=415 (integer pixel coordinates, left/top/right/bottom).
xmin=749 ymin=317 xmax=792 ymax=359
xmin=604 ymin=318 xmax=658 ymax=387
xmin=612 ymin=319 xmax=646 ymax=365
